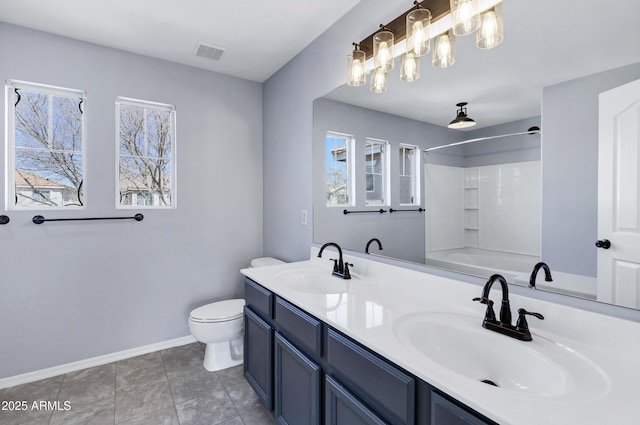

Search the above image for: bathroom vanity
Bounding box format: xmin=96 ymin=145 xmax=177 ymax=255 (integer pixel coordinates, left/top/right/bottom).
xmin=241 ymin=248 xmax=640 ymax=425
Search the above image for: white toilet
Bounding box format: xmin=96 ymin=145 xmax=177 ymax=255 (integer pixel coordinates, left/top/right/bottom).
xmin=188 ymin=257 xmax=284 ymax=371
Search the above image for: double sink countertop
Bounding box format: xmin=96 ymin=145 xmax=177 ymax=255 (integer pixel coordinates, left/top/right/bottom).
xmin=241 ymin=247 xmax=640 ymax=425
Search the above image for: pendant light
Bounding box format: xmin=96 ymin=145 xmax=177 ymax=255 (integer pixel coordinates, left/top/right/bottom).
xmin=433 ymin=31 xmax=456 ymax=68
xmin=373 ymin=28 xmax=394 ymax=72
xmin=400 ymin=52 xmax=420 ymax=82
xmin=406 ymin=6 xmax=431 ymax=57
xmin=476 ymin=3 xmax=503 ymax=49
xmin=370 ymin=67 xmax=388 ymax=93
xmin=347 ymin=43 xmax=366 ymax=86
xmin=448 ymin=102 xmax=476 ymax=129
xmin=450 ymin=0 xmax=480 ymax=36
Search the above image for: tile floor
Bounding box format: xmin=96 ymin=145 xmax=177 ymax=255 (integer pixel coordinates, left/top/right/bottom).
xmin=0 ymin=342 xmax=276 ymax=425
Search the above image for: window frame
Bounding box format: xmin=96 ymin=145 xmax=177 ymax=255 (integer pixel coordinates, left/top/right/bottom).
xmin=115 ymin=96 xmax=177 ymax=209
xmin=364 ymin=138 xmax=390 ymax=206
xmin=5 ymin=79 xmax=87 ymax=210
xmin=399 ymin=144 xmax=421 ymax=206
xmin=325 ymin=131 xmax=355 ymax=207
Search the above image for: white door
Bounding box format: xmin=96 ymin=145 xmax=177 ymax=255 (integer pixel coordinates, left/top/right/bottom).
xmin=597 ymin=78 xmax=640 ymax=308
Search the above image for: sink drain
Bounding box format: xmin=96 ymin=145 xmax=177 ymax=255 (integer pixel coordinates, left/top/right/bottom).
xmin=480 ymin=379 xmax=499 ymax=387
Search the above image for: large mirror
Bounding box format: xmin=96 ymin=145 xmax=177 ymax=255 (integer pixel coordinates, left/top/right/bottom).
xmin=313 ymin=0 xmax=640 ymax=309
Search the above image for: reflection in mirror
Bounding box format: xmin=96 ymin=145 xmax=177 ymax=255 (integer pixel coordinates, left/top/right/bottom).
xmin=313 ymin=0 xmax=640 ymax=309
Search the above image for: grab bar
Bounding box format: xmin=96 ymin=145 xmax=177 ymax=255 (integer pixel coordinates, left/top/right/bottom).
xmin=343 ymin=209 xmax=386 ymax=215
xmin=389 ymin=208 xmax=425 ymax=213
xmin=32 ymin=213 xmax=144 ymax=224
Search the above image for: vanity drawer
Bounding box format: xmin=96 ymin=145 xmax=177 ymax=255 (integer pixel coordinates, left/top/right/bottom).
xmin=275 ymin=297 xmax=323 ymax=358
xmin=327 ymin=329 xmax=415 ymax=425
xmin=244 ymin=278 xmax=273 ymax=320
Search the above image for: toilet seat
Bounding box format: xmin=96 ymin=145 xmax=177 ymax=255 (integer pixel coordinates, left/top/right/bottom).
xmin=189 ymin=299 xmax=245 ymax=323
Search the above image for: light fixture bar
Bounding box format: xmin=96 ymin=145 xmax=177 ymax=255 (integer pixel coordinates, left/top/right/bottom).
xmin=357 ymin=0 xmax=451 ymax=61
xmin=356 ymin=0 xmax=503 ymax=66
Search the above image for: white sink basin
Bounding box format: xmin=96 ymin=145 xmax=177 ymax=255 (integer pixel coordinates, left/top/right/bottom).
xmin=393 ymin=312 xmax=609 ymax=400
xmin=274 ymin=269 xmax=353 ymax=294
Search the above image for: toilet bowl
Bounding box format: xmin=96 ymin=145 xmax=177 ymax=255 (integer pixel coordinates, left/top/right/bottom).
xmin=188 ymin=257 xmax=284 ymax=372
xmin=188 ymin=299 xmax=245 ymax=371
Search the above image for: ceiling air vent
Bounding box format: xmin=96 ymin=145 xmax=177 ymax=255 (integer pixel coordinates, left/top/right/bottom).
xmin=194 ymin=42 xmax=225 ymax=61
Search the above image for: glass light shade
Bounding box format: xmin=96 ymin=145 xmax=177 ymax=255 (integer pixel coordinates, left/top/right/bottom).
xmin=450 ymin=0 xmax=480 ymax=36
xmin=476 ymin=4 xmax=504 ymax=49
xmin=406 ymin=8 xmax=431 ymax=57
xmin=373 ymin=30 xmax=394 ymax=72
xmin=347 ymin=49 xmax=366 ymax=86
xmin=370 ymin=67 xmax=388 ymax=93
xmin=432 ymin=31 xmax=456 ymax=68
xmin=400 ymin=52 xmax=420 ymax=82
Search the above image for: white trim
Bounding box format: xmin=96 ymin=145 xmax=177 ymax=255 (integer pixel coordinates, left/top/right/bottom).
xmin=0 ymin=335 xmax=196 ymax=389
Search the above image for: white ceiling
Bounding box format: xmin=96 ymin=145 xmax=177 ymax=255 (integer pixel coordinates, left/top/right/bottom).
xmin=326 ymin=0 xmax=640 ymax=130
xmin=1 ymin=0 xmax=638 ymax=129
xmin=0 ymin=0 xmax=361 ymax=82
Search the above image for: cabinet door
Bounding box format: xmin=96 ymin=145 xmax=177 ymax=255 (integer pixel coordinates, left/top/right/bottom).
xmin=325 ymin=375 xmax=386 ymax=425
xmin=274 ymin=332 xmax=321 ymax=425
xmin=244 ymin=307 xmax=274 ymax=410
xmin=431 ymin=392 xmax=493 ymax=425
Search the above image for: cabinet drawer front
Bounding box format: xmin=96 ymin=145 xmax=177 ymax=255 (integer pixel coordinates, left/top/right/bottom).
xmin=325 ymin=375 xmax=387 ymax=425
xmin=275 ymin=297 xmax=323 ymax=358
xmin=245 ymin=278 xmax=273 ymax=320
xmin=327 ymin=329 xmax=415 ymax=425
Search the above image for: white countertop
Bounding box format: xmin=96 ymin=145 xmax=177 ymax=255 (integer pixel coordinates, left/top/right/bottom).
xmin=241 ymin=248 xmax=640 ymax=425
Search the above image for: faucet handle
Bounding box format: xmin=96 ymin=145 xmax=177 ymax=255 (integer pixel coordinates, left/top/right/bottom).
xmin=343 ymin=262 xmax=353 ymax=279
xmin=515 ymin=308 xmax=544 ymax=332
xmin=473 ymin=297 xmax=496 ymax=322
xmin=329 ymin=258 xmax=339 ymax=273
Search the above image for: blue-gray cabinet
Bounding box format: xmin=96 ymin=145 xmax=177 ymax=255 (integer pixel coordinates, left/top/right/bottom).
xmin=274 ymin=332 xmax=321 ymax=424
xmin=243 ymin=306 xmax=273 ymax=409
xmin=325 ymin=375 xmax=387 ymax=425
xmin=243 ymin=278 xmax=496 ymax=425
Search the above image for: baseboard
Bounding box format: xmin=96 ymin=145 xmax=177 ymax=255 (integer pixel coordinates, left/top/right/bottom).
xmin=0 ymin=335 xmax=197 ymax=389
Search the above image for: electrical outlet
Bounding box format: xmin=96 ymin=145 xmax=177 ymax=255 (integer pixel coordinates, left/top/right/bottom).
xmin=301 ymin=209 xmax=308 ymax=225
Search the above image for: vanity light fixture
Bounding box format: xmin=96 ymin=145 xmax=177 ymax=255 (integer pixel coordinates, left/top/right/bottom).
xmin=370 ymin=67 xmax=388 ymax=93
xmin=476 ymin=3 xmax=503 ymax=49
xmin=448 ymin=102 xmax=476 ymax=129
xmin=450 ymin=0 xmax=480 ymax=36
xmin=433 ymin=30 xmax=456 ymax=68
xmin=400 ymin=52 xmax=420 ymax=82
xmin=406 ymin=5 xmax=431 ymax=56
xmin=347 ymin=43 xmax=366 ymax=86
xmin=347 ymin=0 xmax=504 ymax=92
xmin=373 ymin=27 xmax=395 ymax=72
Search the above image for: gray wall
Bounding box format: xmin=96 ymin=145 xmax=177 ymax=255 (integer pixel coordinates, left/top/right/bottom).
xmin=0 ymin=24 xmax=263 ymax=379
xmin=542 ymin=62 xmax=640 ymax=277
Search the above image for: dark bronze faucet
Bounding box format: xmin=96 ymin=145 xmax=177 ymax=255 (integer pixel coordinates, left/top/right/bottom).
xmin=473 ymin=274 xmax=544 ymax=341
xmin=318 ymin=242 xmax=351 ymax=279
xmin=529 ymin=262 xmax=553 ymax=288
xmin=365 ymin=238 xmax=383 ymax=254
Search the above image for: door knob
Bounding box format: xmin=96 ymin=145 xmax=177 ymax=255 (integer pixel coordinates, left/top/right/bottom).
xmin=595 ymin=239 xmax=611 ymax=249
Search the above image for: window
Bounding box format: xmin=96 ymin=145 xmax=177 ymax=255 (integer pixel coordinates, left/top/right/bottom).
xmin=399 ymin=144 xmax=420 ymax=205
xmin=117 ymin=97 xmax=175 ymax=208
xmin=325 ymin=132 xmax=353 ymax=206
xmin=365 ymin=139 xmax=389 ymax=205
xmin=6 ymin=80 xmax=86 ymax=209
